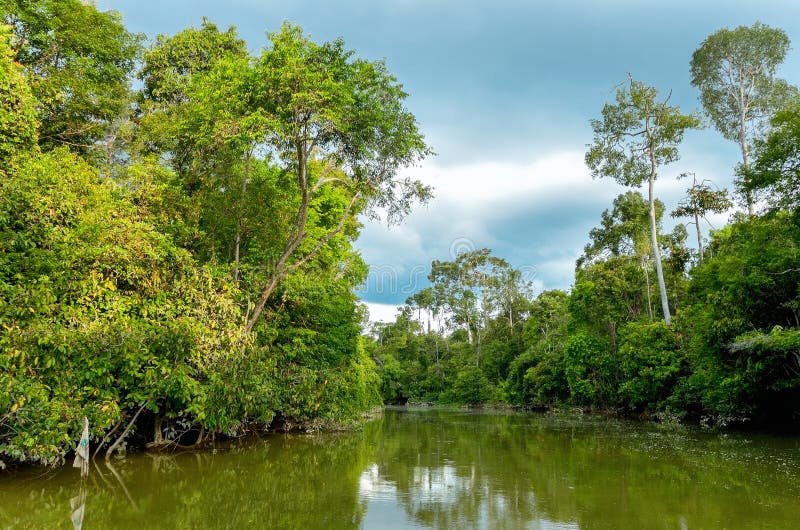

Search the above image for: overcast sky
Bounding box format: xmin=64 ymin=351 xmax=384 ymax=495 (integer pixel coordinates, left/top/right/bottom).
xmin=100 ymin=0 xmax=800 ymax=321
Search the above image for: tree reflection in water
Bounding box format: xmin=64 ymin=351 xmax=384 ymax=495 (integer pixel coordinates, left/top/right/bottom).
xmin=0 ymin=408 xmax=798 ymax=529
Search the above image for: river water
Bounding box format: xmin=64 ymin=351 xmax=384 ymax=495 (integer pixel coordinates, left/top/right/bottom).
xmin=1 ymin=407 xmax=799 ymax=529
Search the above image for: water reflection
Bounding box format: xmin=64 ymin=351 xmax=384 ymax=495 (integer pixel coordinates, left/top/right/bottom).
xmin=359 ymin=408 xmax=800 ymax=529
xmin=0 ymin=409 xmax=798 ymax=529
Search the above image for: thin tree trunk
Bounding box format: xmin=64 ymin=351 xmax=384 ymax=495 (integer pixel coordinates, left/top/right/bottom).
xmin=739 ymin=90 xmax=754 ymax=216
xmin=649 ymin=173 xmax=671 ymax=325
xmin=695 ymin=211 xmax=704 ymax=263
xmin=244 ymin=164 xmax=360 ymax=333
xmin=645 ymin=111 xmax=671 ymax=326
xmin=245 ymin=269 xmax=288 ymax=333
xmin=92 ymin=419 xmax=123 ymax=459
xmin=642 ymin=257 xmax=653 ymax=322
xmin=245 ymin=144 xmax=310 ymax=333
xmin=475 ymin=327 xmax=481 ymax=368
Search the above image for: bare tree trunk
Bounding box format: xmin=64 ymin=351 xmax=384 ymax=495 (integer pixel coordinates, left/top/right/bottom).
xmin=475 ymin=327 xmax=481 ymax=368
xmin=694 ymin=211 xmax=704 ymax=263
xmin=245 ymin=268 xmax=288 ymax=333
xmin=641 ymin=257 xmax=653 ymax=321
xmin=245 ymin=142 xmax=310 ymax=333
xmin=649 ymin=173 xmax=671 ymax=325
xmin=645 ymin=112 xmax=672 ymax=326
xmin=739 ymin=91 xmax=754 ymax=216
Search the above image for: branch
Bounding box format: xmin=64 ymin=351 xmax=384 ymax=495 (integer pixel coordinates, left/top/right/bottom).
xmin=310 ymin=161 xmax=343 ymax=193
xmin=288 ymin=192 xmax=361 ymax=273
xmin=92 ymin=418 xmax=123 ymax=460
xmin=621 ymin=129 xmax=647 ymax=137
xmin=105 ymin=402 xmax=147 ymax=461
xmin=768 ymin=268 xmax=800 ymax=276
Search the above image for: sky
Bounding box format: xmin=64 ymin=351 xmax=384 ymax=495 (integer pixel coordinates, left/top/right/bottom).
xmin=100 ymin=0 xmax=800 ymax=322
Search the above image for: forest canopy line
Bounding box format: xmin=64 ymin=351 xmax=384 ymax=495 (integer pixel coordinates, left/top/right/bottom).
xmin=1 ymin=1 xmax=429 ymax=467
xmin=369 ymin=23 xmax=800 ymax=428
xmin=0 ymin=1 xmax=798 ymax=470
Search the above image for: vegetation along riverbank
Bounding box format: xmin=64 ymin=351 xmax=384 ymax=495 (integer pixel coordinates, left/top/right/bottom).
xmin=1 ymin=1 xmax=799 ymax=469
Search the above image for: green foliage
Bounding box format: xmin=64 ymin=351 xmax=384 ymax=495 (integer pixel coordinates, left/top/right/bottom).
xmin=686 ymin=212 xmax=800 ymax=345
xmin=690 ymin=22 xmax=798 ymax=211
xmin=140 ymin=18 xmax=247 ymax=105
xmin=0 ymin=16 xmax=402 ymax=468
xmin=691 ymin=22 xmax=795 ymax=145
xmin=571 ymin=257 xmax=650 ymax=338
xmin=617 ymin=322 xmax=684 ymax=411
xmin=0 ymin=25 xmax=36 ymax=162
xmin=586 ymin=77 xmax=700 ymax=188
xmin=677 ymin=212 xmax=800 ymax=424
xmin=747 ymin=104 xmax=800 ymax=211
xmin=446 ymin=367 xmax=492 ymax=405
xmin=562 ymin=331 xmax=618 ymax=407
xmin=1 ymin=0 xmax=142 ymax=150
xmin=0 ymin=148 xmax=245 ymax=463
xmin=578 ymin=191 xmax=663 ymax=268
xmin=586 ymin=76 xmax=699 ymax=326
xmin=369 ymin=28 xmax=799 ymax=432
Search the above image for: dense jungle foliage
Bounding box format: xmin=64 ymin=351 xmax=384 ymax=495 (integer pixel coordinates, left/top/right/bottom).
xmin=0 ymin=1 xmax=430 ymax=467
xmin=1 ymin=2 xmax=798 ymax=470
xmin=369 ymin=24 xmax=800 ymax=429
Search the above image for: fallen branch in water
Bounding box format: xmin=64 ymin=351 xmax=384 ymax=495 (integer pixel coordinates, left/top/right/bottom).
xmin=93 ymin=418 xmax=123 ymax=460
xmin=105 ymin=402 xmax=147 ymax=461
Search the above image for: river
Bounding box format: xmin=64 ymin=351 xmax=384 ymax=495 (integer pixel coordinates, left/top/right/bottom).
xmin=1 ymin=407 xmax=799 ymax=529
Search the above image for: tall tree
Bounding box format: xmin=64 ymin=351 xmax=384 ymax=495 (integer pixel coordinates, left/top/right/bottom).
xmin=137 ymin=20 xmax=248 ymax=187
xmin=586 ymin=76 xmax=699 ymax=325
xmin=0 ymin=24 xmax=36 ymax=163
xmin=242 ymin=24 xmax=432 ymax=333
xmin=671 ymin=173 xmax=732 ymax=263
xmin=429 ymin=249 xmax=515 ymax=366
xmin=578 ymin=191 xmax=664 ymax=321
xmin=690 ymin=22 xmax=796 ymax=215
xmin=746 ymin=104 xmax=800 ymax=212
xmin=0 ymin=0 xmax=141 ymax=151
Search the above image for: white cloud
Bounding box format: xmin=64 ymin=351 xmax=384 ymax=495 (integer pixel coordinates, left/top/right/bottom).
xmin=357 ymin=151 xmax=617 ymax=285
xmin=357 ymin=145 xmax=744 ymax=306
xmin=362 ymin=301 xmax=401 ymax=323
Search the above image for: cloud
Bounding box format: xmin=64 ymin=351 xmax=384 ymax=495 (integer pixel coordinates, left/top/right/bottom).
xmin=356 ymin=144 xmax=743 ymax=309
xmin=356 ymin=150 xmax=622 ymax=304
xmin=362 ymin=302 xmax=401 ymax=324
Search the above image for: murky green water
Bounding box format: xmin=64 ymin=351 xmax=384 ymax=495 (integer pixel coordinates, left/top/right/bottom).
xmin=2 ymin=408 xmax=799 ymax=529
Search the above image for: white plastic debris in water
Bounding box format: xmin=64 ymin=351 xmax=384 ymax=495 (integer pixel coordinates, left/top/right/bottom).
xmin=72 ymin=416 xmax=89 ymax=479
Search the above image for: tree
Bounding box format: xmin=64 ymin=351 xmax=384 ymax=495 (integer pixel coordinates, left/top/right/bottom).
xmin=1 ymin=0 xmax=142 ymax=151
xmin=586 ymin=76 xmax=699 ymax=325
xmin=579 ymin=191 xmax=661 ymax=268
xmin=139 ymin=18 xmax=246 ymax=106
xmin=746 ymin=104 xmax=800 ymax=211
xmin=578 ymin=191 xmax=666 ymax=320
xmin=137 ymin=19 xmax=249 ymax=189
xmin=0 ymin=24 xmax=36 ymax=163
xmin=690 ymin=22 xmax=796 ymax=215
xmin=429 ymin=249 xmax=512 ymax=366
xmin=242 ymin=24 xmax=432 ymax=332
xmin=671 ymin=172 xmax=732 ymax=262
